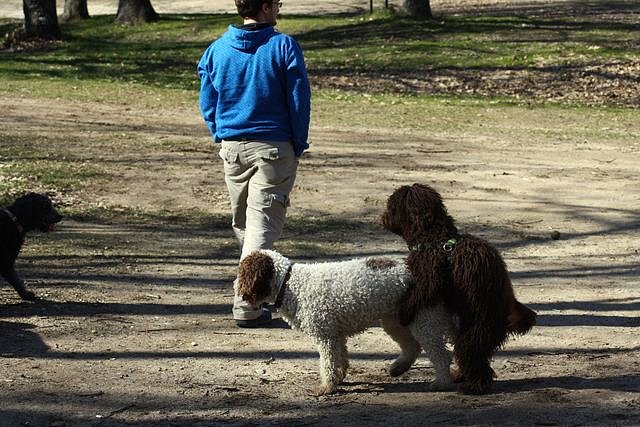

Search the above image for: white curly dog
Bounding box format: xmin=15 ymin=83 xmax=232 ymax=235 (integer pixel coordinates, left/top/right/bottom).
xmin=236 ymin=249 xmax=454 ymax=395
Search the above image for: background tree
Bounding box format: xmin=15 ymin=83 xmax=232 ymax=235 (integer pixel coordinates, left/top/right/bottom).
xmin=23 ymin=0 xmax=61 ymax=39
xmin=61 ymin=0 xmax=89 ymax=22
xmin=115 ymin=0 xmax=159 ymax=25
xmin=402 ymin=0 xmax=432 ymax=19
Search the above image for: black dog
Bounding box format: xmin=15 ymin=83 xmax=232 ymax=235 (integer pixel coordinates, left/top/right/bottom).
xmin=1 ymin=193 xmax=63 ymax=300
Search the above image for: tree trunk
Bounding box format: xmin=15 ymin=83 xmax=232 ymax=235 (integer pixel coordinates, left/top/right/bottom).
xmin=61 ymin=0 xmax=89 ymax=22
xmin=114 ymin=0 xmax=159 ymax=25
xmin=23 ymin=0 xmax=61 ymax=39
xmin=401 ymin=0 xmax=432 ymax=19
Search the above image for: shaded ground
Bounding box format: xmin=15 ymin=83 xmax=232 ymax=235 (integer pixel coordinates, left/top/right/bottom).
xmin=304 ymin=1 xmax=640 ymax=107
xmin=311 ymin=60 xmax=640 ymax=107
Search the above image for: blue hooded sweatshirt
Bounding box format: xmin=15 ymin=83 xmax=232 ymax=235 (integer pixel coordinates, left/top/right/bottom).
xmin=198 ymin=25 xmax=311 ymax=157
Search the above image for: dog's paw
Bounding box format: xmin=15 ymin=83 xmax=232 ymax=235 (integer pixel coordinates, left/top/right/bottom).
xmin=429 ymin=379 xmax=455 ymax=392
xmin=389 ymin=360 xmax=412 ymax=377
xmin=458 ymin=380 xmax=492 ymax=395
xmin=335 ymin=368 xmax=348 ymax=383
xmin=450 ymin=367 xmax=464 ymax=383
xmin=313 ymin=383 xmax=337 ymax=396
xmin=18 ymin=289 xmax=37 ymax=301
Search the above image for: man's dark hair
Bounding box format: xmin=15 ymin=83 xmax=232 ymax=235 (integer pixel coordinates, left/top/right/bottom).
xmin=235 ymin=0 xmax=270 ymax=18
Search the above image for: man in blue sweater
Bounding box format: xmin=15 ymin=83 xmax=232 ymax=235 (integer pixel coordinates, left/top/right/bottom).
xmin=198 ymin=0 xmax=311 ymax=327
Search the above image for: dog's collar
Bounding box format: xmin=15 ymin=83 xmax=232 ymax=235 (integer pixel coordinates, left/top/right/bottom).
xmin=409 ymin=237 xmax=459 ymax=253
xmin=274 ymin=263 xmax=293 ymax=309
xmin=2 ymin=208 xmax=23 ymax=234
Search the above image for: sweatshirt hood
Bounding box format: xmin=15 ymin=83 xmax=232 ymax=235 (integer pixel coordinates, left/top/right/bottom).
xmin=225 ymin=24 xmax=275 ymax=51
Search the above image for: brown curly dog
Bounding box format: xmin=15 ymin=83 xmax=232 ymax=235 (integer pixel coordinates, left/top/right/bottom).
xmin=381 ymin=183 xmax=536 ymax=394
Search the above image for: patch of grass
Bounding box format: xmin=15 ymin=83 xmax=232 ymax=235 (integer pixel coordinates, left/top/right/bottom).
xmin=0 ymin=134 xmax=109 ymax=204
xmin=1 ymin=16 xmax=206 ymax=91
xmin=17 ymin=205 xmax=236 ymax=258
xmin=66 ymin=204 xmax=229 ymax=229
xmin=312 ymin=90 xmax=640 ymax=141
xmin=297 ymin=13 xmax=640 ymax=72
xmin=286 ymin=214 xmax=367 ymax=236
xmin=0 ymin=160 xmax=102 ymax=201
xmin=279 ymin=215 xmax=380 ymax=258
xmin=2 ymin=11 xmax=638 ymax=98
xmin=29 ymin=205 xmax=372 ymax=259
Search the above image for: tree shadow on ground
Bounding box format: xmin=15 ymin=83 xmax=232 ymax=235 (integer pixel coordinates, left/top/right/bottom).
xmin=0 ymin=299 xmax=231 ymax=319
xmin=350 ymin=372 xmax=639 ymax=394
xmin=3 ymin=3 xmax=640 ymax=96
xmin=435 ymin=0 xmax=640 ymax=20
xmin=530 ymin=297 xmax=640 ymax=312
xmin=11 ymin=199 xmax=639 ymax=285
xmin=0 ymin=320 xmax=50 ymax=356
xmin=296 ymin=13 xmax=640 ymax=52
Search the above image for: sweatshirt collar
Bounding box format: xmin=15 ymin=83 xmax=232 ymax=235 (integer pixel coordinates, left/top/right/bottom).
xmin=234 ymin=22 xmax=273 ymax=31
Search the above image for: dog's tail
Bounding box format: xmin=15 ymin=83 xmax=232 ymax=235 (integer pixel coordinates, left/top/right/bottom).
xmin=506 ymin=299 xmax=536 ymax=335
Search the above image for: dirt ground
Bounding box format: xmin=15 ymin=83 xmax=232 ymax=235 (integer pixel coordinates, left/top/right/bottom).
xmin=1 ymin=93 xmax=639 ymax=426
xmin=1 ymin=1 xmax=640 ymax=427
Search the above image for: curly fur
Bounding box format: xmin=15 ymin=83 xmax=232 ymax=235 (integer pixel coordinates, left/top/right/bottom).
xmin=1 ymin=193 xmax=62 ymax=300
xmin=237 ymin=249 xmax=454 ymax=395
xmin=381 ymin=183 xmax=536 ymax=395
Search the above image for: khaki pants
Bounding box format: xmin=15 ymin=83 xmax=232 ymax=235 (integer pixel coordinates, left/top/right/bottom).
xmin=219 ymin=140 xmax=298 ymax=320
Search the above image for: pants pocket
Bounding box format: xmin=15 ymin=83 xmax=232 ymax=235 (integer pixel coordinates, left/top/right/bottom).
xmin=261 ymin=192 xmax=290 ymax=209
xmin=257 ymin=147 xmax=280 ymax=161
xmin=219 ymin=146 xmax=239 ymax=164
xmin=256 ymin=146 xmax=297 ymax=184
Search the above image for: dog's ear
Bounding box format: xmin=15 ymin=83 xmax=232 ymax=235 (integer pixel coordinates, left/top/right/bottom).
xmin=383 ymin=184 xmax=435 ymax=238
xmin=408 ymin=183 xmax=455 ymax=232
xmin=9 ymin=193 xmax=35 ymax=227
xmin=237 ymin=252 xmax=275 ymax=306
xmin=382 ymin=185 xmax=412 ymax=235
xmin=384 ymin=183 xmax=457 ymax=241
